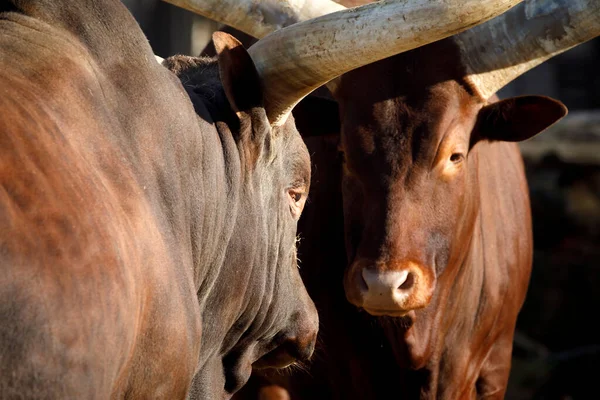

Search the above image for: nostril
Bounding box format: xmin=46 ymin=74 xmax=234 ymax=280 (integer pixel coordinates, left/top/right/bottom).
xmin=398 ymin=272 xmax=414 ymax=290
xmin=359 ymin=269 xmax=369 ymax=292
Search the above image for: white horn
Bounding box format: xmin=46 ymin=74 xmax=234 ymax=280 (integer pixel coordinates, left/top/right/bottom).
xmin=247 ymin=0 xmax=523 ymax=125
xmin=455 ymin=0 xmax=600 ymax=100
xmin=161 ymin=0 xmax=345 ymax=39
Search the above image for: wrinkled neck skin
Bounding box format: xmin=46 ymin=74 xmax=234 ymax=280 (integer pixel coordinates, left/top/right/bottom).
xmin=174 ymin=61 xmax=309 ymax=398
xmin=1 ymin=2 xmax=307 ymax=398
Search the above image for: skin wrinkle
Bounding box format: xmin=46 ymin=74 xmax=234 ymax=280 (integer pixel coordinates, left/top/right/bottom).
xmin=1 ymin=2 xmax=318 ymax=399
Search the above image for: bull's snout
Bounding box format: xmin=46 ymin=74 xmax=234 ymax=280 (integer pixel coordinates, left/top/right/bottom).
xmin=345 ymin=260 xmax=434 ymax=316
xmin=225 ymin=303 xmax=317 ymax=394
xmin=254 ymin=303 xmax=318 ymax=369
xmin=362 ymin=268 xmax=413 ymax=301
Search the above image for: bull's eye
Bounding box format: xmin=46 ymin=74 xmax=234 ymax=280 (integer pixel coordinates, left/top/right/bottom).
xmin=450 ymin=153 xmax=464 ymax=163
xmin=288 ymin=187 xmax=306 ymax=219
xmin=291 ymin=191 xmax=302 ymax=203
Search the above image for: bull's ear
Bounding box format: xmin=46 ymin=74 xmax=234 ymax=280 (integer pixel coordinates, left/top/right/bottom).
xmin=473 ymin=95 xmax=567 ymax=143
xmin=213 ymin=32 xmax=262 ymax=113
xmin=202 ymin=26 xmax=257 ymax=57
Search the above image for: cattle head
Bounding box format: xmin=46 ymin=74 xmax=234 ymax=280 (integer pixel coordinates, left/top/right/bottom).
xmin=336 ymin=49 xmax=567 ymax=317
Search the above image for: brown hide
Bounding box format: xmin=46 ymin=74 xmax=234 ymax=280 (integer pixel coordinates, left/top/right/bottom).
xmin=0 ymin=2 xmax=318 ymax=398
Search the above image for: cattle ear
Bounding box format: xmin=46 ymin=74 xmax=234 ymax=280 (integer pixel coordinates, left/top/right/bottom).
xmin=213 ymin=32 xmax=263 ymax=113
xmin=473 ymin=96 xmax=567 ymax=144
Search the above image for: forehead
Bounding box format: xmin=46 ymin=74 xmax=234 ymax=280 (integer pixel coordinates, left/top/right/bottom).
xmin=336 ymin=37 xmax=479 ymax=119
xmin=336 ymin=52 xmax=480 ymax=154
xmin=340 ymin=82 xmax=470 ymax=155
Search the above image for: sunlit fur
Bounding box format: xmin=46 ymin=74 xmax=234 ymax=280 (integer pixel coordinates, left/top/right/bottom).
xmin=0 ymin=2 xmax=317 ymax=399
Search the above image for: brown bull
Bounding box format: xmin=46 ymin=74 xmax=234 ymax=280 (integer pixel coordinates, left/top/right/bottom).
xmin=331 ymin=54 xmax=562 ymax=399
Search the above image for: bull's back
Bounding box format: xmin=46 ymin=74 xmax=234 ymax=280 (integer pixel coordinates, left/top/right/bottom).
xmin=0 ymin=15 xmax=199 ymax=399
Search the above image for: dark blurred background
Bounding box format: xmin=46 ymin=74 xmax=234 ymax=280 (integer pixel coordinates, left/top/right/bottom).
xmin=123 ymin=1 xmax=600 ymax=398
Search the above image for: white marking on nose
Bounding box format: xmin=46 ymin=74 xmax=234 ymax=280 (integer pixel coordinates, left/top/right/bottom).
xmin=360 ymin=269 xmax=412 ymax=311
xmin=362 ymin=269 xmax=409 ymax=294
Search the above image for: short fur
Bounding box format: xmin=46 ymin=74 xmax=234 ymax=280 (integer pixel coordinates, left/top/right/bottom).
xmin=0 ymin=1 xmax=317 ymax=398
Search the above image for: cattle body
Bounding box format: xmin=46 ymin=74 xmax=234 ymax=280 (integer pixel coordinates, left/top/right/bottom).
xmin=318 ymin=41 xmax=564 ymax=398
xmin=232 ymin=18 xmax=571 ymax=400
xmin=0 ymin=0 xmax=318 ymax=398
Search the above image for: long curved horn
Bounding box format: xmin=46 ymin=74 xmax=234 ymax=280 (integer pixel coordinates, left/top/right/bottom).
xmin=247 ymin=0 xmax=523 ymax=125
xmin=162 ymin=0 xmax=344 ymax=39
xmin=455 ymin=0 xmax=600 ymax=100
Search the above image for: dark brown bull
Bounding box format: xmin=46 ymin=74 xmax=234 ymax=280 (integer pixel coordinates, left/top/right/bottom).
xmin=0 ymin=0 xmax=322 ymax=397
xmin=190 ymin=0 xmax=600 ymax=398
xmin=0 ymin=0 xmax=515 ymax=398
